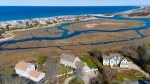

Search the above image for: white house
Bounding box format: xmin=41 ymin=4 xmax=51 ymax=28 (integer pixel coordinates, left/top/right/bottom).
xmin=120 ymin=59 xmax=128 ymax=68
xmin=103 ymin=53 xmax=129 ymax=68
xmin=15 ymin=61 xmax=45 ymax=82
xmin=60 ymin=53 xmax=80 ymax=68
xmin=103 ymin=55 xmax=110 ymax=65
xmin=28 ymin=70 xmax=45 ymax=82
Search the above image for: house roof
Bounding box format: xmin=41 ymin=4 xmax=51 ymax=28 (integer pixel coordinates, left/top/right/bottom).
xmin=103 ymin=53 xmax=124 ymax=60
xmin=28 ymin=70 xmax=43 ymax=78
xmin=15 ymin=61 xmax=33 ymax=71
xmin=75 ymin=61 xmax=85 ymax=69
xmin=61 ymin=53 xmax=76 ymax=63
xmin=109 ymin=53 xmax=122 ymax=57
xmin=103 ymin=55 xmax=110 ymax=60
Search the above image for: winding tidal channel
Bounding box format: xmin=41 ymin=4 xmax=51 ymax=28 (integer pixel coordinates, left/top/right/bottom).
xmin=0 ymin=15 xmax=150 ymax=51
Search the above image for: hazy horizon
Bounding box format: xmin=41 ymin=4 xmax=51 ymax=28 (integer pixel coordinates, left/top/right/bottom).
xmin=0 ymin=0 xmax=150 ymax=6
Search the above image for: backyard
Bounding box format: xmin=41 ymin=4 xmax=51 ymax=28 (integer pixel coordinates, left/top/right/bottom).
xmin=79 ymin=56 xmax=97 ymax=69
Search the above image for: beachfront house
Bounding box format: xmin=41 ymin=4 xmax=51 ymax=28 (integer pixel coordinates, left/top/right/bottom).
xmin=103 ymin=53 xmax=129 ymax=68
xmin=15 ymin=61 xmax=45 ymax=82
xmin=60 ymin=53 xmax=80 ymax=68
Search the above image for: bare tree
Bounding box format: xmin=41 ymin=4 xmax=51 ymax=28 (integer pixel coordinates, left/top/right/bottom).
xmin=45 ymin=57 xmax=59 ymax=84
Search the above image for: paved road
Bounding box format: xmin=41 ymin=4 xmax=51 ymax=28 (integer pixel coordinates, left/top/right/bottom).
xmin=64 ymin=71 xmax=97 ymax=84
xmin=64 ymin=76 xmax=75 ymax=84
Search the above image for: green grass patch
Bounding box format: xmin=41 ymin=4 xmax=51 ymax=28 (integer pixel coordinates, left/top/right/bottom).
xmin=79 ymin=56 xmax=97 ymax=69
xmin=69 ymin=78 xmax=84 ymax=84
xmin=125 ymin=57 xmax=133 ymax=62
xmin=0 ymin=36 xmax=3 ymax=39
xmin=59 ymin=65 xmax=73 ymax=74
xmin=114 ymin=73 xmax=143 ymax=82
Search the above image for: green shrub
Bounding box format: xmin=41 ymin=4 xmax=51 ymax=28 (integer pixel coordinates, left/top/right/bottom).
xmin=69 ymin=78 xmax=84 ymax=84
xmin=36 ymin=55 xmax=48 ymax=66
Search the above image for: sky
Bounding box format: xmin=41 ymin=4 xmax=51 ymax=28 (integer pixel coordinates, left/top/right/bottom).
xmin=0 ymin=0 xmax=150 ymax=6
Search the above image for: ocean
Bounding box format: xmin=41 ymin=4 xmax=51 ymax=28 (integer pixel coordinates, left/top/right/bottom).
xmin=0 ymin=6 xmax=139 ymax=22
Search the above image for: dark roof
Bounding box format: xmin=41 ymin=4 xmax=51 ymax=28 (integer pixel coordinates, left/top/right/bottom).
xmin=75 ymin=61 xmax=85 ymax=69
xmin=61 ymin=53 xmax=76 ymax=63
xmin=103 ymin=55 xmax=110 ymax=60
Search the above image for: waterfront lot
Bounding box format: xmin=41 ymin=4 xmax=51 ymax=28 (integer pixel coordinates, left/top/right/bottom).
xmin=0 ymin=18 xmax=150 ymax=71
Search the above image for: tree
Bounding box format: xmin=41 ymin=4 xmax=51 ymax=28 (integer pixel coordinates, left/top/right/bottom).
xmin=136 ymin=45 xmax=146 ymax=56
xmin=45 ymin=57 xmax=59 ymax=84
xmin=26 ymin=22 xmax=30 ymax=27
xmin=0 ymin=28 xmax=5 ymax=36
xmin=0 ymin=71 xmax=34 ymax=84
xmin=6 ymin=25 xmax=10 ymax=31
xmin=69 ymin=68 xmax=84 ymax=84
xmin=36 ymin=55 xmax=48 ymax=66
xmin=89 ymin=50 xmax=102 ymax=60
xmin=69 ymin=78 xmax=84 ymax=84
xmin=89 ymin=77 xmax=102 ymax=84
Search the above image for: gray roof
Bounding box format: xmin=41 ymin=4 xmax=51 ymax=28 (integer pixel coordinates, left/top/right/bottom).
xmin=75 ymin=61 xmax=85 ymax=69
xmin=61 ymin=53 xmax=76 ymax=63
xmin=103 ymin=55 xmax=111 ymax=60
xmin=103 ymin=53 xmax=124 ymax=60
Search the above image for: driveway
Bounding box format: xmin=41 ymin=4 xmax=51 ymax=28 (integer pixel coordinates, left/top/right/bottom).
xmin=128 ymin=62 xmax=149 ymax=78
xmin=64 ymin=76 xmax=75 ymax=84
xmin=64 ymin=71 xmax=97 ymax=84
xmin=82 ymin=71 xmax=97 ymax=84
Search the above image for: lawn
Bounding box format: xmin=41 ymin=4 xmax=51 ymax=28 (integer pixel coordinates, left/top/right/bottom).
xmin=59 ymin=65 xmax=73 ymax=74
xmin=125 ymin=57 xmax=133 ymax=62
xmin=115 ymin=73 xmax=144 ymax=82
xmin=79 ymin=56 xmax=97 ymax=69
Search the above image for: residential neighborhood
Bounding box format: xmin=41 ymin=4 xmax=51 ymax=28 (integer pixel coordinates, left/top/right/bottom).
xmin=103 ymin=53 xmax=129 ymax=68
xmin=0 ymin=1 xmax=150 ymax=84
xmin=9 ymin=44 xmax=149 ymax=84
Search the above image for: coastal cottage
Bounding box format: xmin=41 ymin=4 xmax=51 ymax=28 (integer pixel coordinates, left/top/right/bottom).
xmin=60 ymin=53 xmax=80 ymax=68
xmin=15 ymin=61 xmax=45 ymax=82
xmin=120 ymin=59 xmax=128 ymax=68
xmin=103 ymin=53 xmax=129 ymax=68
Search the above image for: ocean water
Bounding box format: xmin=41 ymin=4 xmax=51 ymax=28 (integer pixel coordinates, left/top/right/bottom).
xmin=0 ymin=6 xmax=139 ymax=21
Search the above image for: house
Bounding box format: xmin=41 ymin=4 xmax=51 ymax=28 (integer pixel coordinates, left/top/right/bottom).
xmin=75 ymin=61 xmax=85 ymax=70
xmin=103 ymin=55 xmax=110 ymax=65
xmin=28 ymin=70 xmax=45 ymax=82
xmin=60 ymin=53 xmax=80 ymax=68
xmin=15 ymin=61 xmax=45 ymax=82
xmin=75 ymin=61 xmax=90 ymax=71
xmin=103 ymin=53 xmax=129 ymax=68
xmin=120 ymin=59 xmax=128 ymax=68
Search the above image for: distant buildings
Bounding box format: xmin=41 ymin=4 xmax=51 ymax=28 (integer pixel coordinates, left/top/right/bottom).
xmin=103 ymin=53 xmax=128 ymax=68
xmin=0 ymin=15 xmax=90 ymax=30
xmin=15 ymin=61 xmax=45 ymax=82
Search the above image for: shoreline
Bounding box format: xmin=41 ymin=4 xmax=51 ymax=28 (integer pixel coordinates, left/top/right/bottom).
xmin=0 ymin=23 xmax=60 ymax=42
xmin=0 ymin=17 xmax=95 ymax=42
xmin=0 ymin=6 xmax=142 ymax=42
